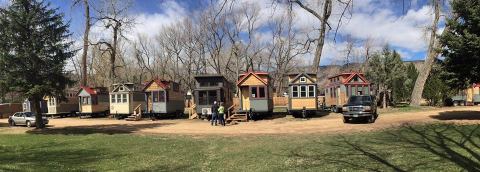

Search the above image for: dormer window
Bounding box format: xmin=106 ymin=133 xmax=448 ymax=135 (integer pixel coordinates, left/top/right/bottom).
xmin=300 ymin=77 xmax=307 ymax=83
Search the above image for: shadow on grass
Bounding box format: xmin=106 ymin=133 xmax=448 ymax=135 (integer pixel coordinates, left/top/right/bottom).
xmin=26 ymin=123 xmax=173 ymax=135
xmin=0 ymin=142 xmax=121 ymax=171
xmin=286 ymin=124 xmax=480 ymax=171
xmin=431 ymin=111 xmax=480 ymax=120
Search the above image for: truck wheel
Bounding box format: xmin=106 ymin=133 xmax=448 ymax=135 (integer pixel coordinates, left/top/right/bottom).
xmin=367 ymin=115 xmax=375 ymax=123
xmin=343 ymin=117 xmax=349 ymax=123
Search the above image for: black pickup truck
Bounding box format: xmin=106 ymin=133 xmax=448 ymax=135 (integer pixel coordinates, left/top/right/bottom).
xmin=342 ymin=95 xmax=378 ymax=123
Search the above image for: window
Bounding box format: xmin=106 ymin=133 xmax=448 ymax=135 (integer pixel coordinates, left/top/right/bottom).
xmin=82 ymin=97 xmax=90 ymax=105
xmin=259 ymin=87 xmax=266 ymax=98
xmin=152 ymin=91 xmax=159 ymax=102
xmin=173 ymin=83 xmax=180 ymax=92
xmin=119 ymin=86 xmax=124 ymax=91
xmin=251 ymin=87 xmax=257 ymax=98
xmin=111 ymin=94 xmax=116 ymax=103
xmin=300 ymin=86 xmax=307 ymax=97
xmin=308 ymin=85 xmax=315 ymax=97
xmin=351 ymin=86 xmax=356 ymax=96
xmin=364 ymin=86 xmax=369 ymax=95
xmin=208 ymin=90 xmax=217 ymax=104
xmin=300 ymin=77 xmax=307 ymax=83
xmin=122 ymin=94 xmax=127 ymax=103
xmin=292 ymin=86 xmax=299 ymax=97
xmin=116 ymin=94 xmax=122 ymax=103
xmin=198 ymin=91 xmax=208 ymax=105
xmin=158 ymin=91 xmax=166 ymax=102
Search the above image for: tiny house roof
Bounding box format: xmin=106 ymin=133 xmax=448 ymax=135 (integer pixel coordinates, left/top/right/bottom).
xmin=78 ymin=86 xmax=108 ymax=96
xmin=288 ymin=72 xmax=316 ymax=85
xmin=111 ymin=83 xmax=143 ymax=93
xmin=194 ymin=74 xmax=226 ymax=79
xmin=236 ymin=70 xmax=269 ymax=86
xmin=142 ymin=79 xmax=172 ymax=91
xmin=326 ymin=72 xmax=370 ymax=87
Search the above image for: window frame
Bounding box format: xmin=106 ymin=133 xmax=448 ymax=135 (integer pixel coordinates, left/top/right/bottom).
xmin=300 ymin=85 xmax=307 ymax=98
xmin=308 ymin=85 xmax=315 ymax=97
xmin=292 ymin=86 xmax=299 ymax=98
xmin=122 ymin=94 xmax=128 ymax=103
xmin=250 ymin=86 xmax=267 ymax=99
xmin=300 ymin=77 xmax=307 ymax=83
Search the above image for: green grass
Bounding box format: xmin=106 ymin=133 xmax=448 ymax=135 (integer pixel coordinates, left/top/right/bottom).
xmin=379 ymin=105 xmax=437 ymax=114
xmin=0 ymin=123 xmax=479 ymax=171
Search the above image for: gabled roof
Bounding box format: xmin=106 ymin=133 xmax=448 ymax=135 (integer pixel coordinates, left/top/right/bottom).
xmin=79 ymin=86 xmax=96 ymax=95
xmin=343 ymin=72 xmax=369 ymax=84
xmin=289 ymin=72 xmax=316 ymax=84
xmin=143 ymin=79 xmax=170 ymax=91
xmin=236 ymin=71 xmax=269 ymax=86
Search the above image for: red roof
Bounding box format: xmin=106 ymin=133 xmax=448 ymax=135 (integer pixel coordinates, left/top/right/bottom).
xmin=143 ymin=79 xmax=170 ymax=91
xmin=80 ymin=86 xmax=97 ymax=95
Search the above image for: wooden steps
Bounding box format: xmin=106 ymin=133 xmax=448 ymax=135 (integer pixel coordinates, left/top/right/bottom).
xmin=226 ymin=112 xmax=248 ymax=123
xmin=126 ymin=104 xmax=142 ymax=121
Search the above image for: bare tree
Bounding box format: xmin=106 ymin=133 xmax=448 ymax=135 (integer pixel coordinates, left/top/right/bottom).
xmin=93 ymin=0 xmax=134 ymax=83
xmin=73 ymin=0 xmax=91 ymax=86
xmin=291 ymin=0 xmax=353 ymax=74
xmin=410 ymin=0 xmax=444 ymax=106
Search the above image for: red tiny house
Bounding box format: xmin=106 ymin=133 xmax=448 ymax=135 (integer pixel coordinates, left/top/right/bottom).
xmin=325 ymin=72 xmax=371 ymax=112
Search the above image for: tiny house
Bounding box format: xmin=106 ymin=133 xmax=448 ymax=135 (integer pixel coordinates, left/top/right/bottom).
xmin=193 ymin=75 xmax=233 ymax=118
xmin=287 ymin=72 xmax=318 ymax=117
xmin=452 ymin=83 xmax=480 ymax=106
xmin=325 ymin=72 xmax=371 ymax=112
xmin=44 ymin=88 xmax=79 ymax=117
xmin=77 ymin=86 xmax=110 ymax=117
xmin=236 ymin=70 xmax=273 ymax=116
xmin=109 ymin=83 xmax=145 ymax=118
xmin=22 ymin=99 xmax=47 ymax=113
xmin=143 ymin=79 xmax=184 ymax=117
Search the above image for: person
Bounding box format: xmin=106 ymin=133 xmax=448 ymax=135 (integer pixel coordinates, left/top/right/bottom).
xmin=211 ymin=101 xmax=219 ymax=126
xmin=218 ymin=102 xmax=225 ymax=126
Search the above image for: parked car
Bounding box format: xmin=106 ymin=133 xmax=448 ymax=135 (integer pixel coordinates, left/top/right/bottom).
xmin=342 ymin=95 xmax=377 ymax=123
xmin=8 ymin=112 xmax=49 ymax=127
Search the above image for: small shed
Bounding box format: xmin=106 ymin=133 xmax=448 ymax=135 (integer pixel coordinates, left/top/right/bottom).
xmin=193 ymin=75 xmax=233 ymax=118
xmin=44 ymin=88 xmax=79 ymax=117
xmin=109 ymin=83 xmax=145 ymax=118
xmin=78 ymin=86 xmax=110 ymax=117
xmin=236 ymin=70 xmax=273 ymax=116
xmin=287 ymin=72 xmax=318 ymax=117
xmin=143 ymin=79 xmax=184 ymax=116
xmin=324 ymin=72 xmax=371 ymax=112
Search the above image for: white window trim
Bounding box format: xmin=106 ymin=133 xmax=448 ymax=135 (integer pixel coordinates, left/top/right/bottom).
xmin=300 ymin=77 xmax=307 ymax=83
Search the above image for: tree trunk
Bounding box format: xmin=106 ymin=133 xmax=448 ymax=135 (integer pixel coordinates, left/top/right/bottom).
xmin=33 ymin=97 xmax=44 ymax=129
xmin=81 ymin=0 xmax=90 ymax=86
xmin=410 ymin=0 xmax=440 ymax=106
xmin=382 ymin=85 xmax=387 ymax=109
xmin=111 ymin=26 xmax=118 ymax=82
xmin=310 ymin=0 xmax=331 ymax=74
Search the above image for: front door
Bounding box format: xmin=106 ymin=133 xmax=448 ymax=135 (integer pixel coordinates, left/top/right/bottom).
xmin=241 ymin=87 xmax=250 ymax=110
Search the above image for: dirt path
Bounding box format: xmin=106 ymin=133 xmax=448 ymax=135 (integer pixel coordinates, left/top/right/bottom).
xmin=1 ymin=106 xmax=479 ymax=135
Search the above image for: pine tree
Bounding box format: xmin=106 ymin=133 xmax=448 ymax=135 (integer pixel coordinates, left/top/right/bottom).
xmin=441 ymin=0 xmax=480 ymax=88
xmin=366 ymin=46 xmax=406 ymax=108
xmin=0 ymin=0 xmax=74 ymax=128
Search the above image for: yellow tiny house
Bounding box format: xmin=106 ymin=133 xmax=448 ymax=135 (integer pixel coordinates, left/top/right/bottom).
xmin=287 ymin=72 xmax=318 ymax=117
xmin=109 ymin=83 xmax=145 ymax=119
xmin=44 ymin=88 xmax=79 ymax=117
xmin=143 ymin=79 xmax=184 ymax=117
xmin=77 ymin=86 xmax=110 ymax=117
xmin=236 ymin=70 xmax=273 ymax=118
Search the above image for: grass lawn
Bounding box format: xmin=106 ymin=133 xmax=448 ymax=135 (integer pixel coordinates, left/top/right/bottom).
xmin=0 ymin=123 xmax=479 ymax=172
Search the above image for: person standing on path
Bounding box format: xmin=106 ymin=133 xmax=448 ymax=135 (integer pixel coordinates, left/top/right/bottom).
xmin=211 ymin=101 xmax=219 ymax=126
xmin=218 ymin=102 xmax=225 ymax=126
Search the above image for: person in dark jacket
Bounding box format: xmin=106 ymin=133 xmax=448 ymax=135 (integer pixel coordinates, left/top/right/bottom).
xmin=211 ymin=101 xmax=219 ymax=126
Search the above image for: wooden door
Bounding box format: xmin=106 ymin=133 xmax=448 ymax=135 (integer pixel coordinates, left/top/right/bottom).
xmin=241 ymin=87 xmax=250 ymax=110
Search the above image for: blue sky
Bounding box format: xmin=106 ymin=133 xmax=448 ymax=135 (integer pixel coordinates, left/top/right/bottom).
xmin=2 ymin=0 xmax=445 ymax=65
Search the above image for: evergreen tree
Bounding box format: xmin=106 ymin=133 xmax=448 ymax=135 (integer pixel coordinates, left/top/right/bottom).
xmin=423 ymin=64 xmax=454 ymax=106
xmin=366 ymin=46 xmax=406 ymax=108
xmin=0 ymin=0 xmax=74 ymax=128
xmin=441 ymin=0 xmax=480 ymax=88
